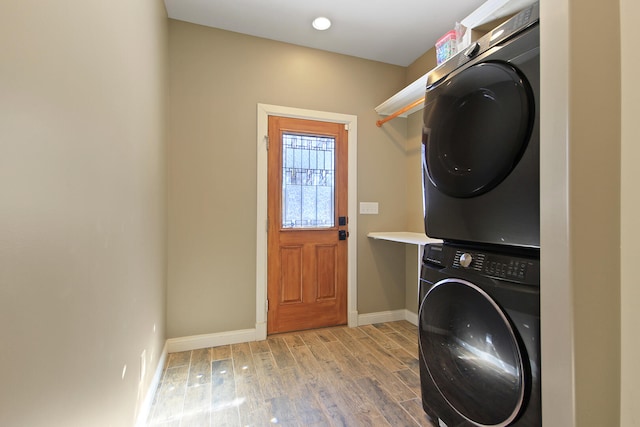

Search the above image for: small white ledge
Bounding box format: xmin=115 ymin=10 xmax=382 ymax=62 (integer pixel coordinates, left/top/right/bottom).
xmin=374 ymin=0 xmax=534 ymax=123
xmin=374 ymin=74 xmax=428 ymax=118
xmin=461 ymin=0 xmax=535 ymax=29
xmin=368 ymin=232 xmax=442 ymax=291
xmin=367 ymin=231 xmax=442 ymax=245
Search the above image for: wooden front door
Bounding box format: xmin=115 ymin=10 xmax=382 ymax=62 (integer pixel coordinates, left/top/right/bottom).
xmin=267 ymin=116 xmax=348 ymax=335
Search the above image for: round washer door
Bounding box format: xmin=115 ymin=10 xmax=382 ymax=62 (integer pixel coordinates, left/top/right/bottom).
xmin=422 ymin=61 xmax=534 ymax=198
xmin=419 ymin=278 xmax=525 ymax=426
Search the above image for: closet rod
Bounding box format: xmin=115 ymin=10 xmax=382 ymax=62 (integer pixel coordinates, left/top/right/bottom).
xmin=375 ymin=97 xmax=425 ymax=127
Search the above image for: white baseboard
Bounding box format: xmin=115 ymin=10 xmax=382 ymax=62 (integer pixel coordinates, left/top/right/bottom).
xmin=135 ymin=341 xmax=168 ymax=427
xmin=166 ymin=328 xmax=257 ymax=353
xmin=164 ymin=310 xmax=419 ymax=355
xmin=348 ymin=309 xmax=359 ymax=327
xmin=357 ymin=309 xmax=418 ymax=326
xmin=255 ymin=321 xmax=267 ymax=341
xmin=404 ymin=309 xmax=418 ymax=326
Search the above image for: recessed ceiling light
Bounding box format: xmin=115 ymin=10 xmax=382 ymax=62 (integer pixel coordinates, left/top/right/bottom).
xmin=312 ymin=16 xmax=331 ymax=31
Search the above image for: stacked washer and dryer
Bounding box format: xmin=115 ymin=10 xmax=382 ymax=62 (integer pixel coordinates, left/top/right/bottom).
xmin=418 ymin=3 xmax=541 ymax=426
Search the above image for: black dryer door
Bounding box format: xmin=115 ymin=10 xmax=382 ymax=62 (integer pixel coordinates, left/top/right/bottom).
xmin=419 ymin=278 xmax=526 ymax=426
xmin=422 ymin=61 xmax=534 ymax=198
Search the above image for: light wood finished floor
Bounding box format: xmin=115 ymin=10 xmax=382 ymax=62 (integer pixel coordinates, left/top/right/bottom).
xmin=147 ymin=321 xmax=435 ymax=427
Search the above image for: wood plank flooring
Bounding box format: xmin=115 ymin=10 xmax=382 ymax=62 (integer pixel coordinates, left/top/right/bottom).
xmin=147 ymin=321 xmax=435 ymax=427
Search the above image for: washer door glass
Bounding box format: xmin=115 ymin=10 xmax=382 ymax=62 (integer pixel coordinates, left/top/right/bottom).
xmin=422 ymin=62 xmax=534 ymax=198
xmin=419 ymin=279 xmax=525 ymax=426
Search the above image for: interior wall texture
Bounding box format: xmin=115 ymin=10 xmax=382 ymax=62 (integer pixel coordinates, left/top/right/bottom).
xmin=167 ymin=20 xmax=409 ymax=338
xmin=620 ymin=0 xmax=640 ymax=424
xmin=541 ymin=0 xmax=621 ymax=425
xmin=403 ymin=111 xmax=425 ymax=315
xmin=568 ymin=1 xmax=621 ymax=424
xmin=406 ymin=48 xmax=436 ymax=235
xmin=403 ymin=47 xmax=437 ymax=315
xmin=0 ymin=1 xmax=167 ymax=426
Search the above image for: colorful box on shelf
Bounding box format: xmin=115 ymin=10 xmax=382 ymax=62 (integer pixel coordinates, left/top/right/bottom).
xmin=435 ymin=30 xmax=457 ymax=65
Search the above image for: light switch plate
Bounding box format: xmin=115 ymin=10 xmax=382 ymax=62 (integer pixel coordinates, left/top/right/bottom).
xmin=360 ymin=202 xmax=379 ymax=214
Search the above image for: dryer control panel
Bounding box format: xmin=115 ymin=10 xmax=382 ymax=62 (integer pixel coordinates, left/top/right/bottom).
xmin=423 ymin=243 xmax=539 ymax=286
xmin=426 ymin=1 xmax=539 ymax=88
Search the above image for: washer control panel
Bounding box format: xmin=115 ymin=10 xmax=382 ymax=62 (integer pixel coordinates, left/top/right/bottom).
xmin=453 ymin=251 xmax=485 ymax=271
xmin=424 ymin=243 xmax=539 ymax=286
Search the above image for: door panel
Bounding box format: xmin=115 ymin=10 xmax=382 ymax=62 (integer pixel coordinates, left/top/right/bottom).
xmin=267 ymin=116 xmax=348 ymax=334
xmin=280 ymin=246 xmax=303 ymax=303
xmin=315 ymin=245 xmax=337 ymax=300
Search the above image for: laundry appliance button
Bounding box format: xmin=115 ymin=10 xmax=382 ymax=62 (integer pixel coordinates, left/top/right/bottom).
xmin=459 ymin=253 xmax=473 ymax=268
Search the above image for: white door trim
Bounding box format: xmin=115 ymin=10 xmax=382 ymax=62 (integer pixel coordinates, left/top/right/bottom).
xmin=256 ymin=103 xmax=358 ymax=340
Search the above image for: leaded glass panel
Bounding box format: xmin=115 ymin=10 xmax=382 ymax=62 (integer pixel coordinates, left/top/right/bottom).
xmin=282 ymin=133 xmax=335 ymax=228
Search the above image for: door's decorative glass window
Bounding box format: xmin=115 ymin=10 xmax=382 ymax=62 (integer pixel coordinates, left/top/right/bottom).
xmin=282 ymin=133 xmax=335 ymax=228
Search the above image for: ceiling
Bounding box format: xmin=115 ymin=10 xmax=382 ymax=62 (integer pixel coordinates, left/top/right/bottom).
xmin=163 ymin=0 xmax=487 ymax=67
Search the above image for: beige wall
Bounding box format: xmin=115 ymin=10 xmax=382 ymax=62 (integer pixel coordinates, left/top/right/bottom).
xmin=403 ymin=48 xmax=437 ymax=314
xmin=568 ymin=0 xmax=621 ymax=422
xmin=620 ymin=0 xmax=640 ymax=425
xmin=167 ymin=20 xmax=409 ymax=338
xmin=0 ymin=0 xmax=167 ymax=425
xmin=541 ymin=0 xmax=621 ymax=425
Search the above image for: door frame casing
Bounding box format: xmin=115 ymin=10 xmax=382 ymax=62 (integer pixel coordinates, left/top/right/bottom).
xmin=256 ymin=104 xmax=358 ymax=340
